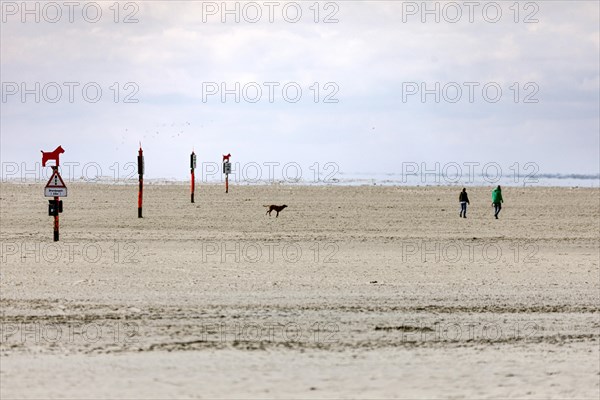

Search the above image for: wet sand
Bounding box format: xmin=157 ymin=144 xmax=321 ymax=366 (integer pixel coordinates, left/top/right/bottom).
xmin=1 ymin=183 xmax=598 ymax=398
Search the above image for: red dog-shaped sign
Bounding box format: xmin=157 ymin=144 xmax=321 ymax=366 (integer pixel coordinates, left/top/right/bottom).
xmin=222 ymin=153 xmax=231 ymax=162
xmin=41 ymin=146 xmax=65 ymax=167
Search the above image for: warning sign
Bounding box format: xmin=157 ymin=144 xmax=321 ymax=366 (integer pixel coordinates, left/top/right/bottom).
xmin=45 ymin=169 xmax=67 ymax=197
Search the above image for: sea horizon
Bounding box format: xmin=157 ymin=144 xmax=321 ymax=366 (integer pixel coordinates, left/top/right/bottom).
xmin=3 ymin=171 xmax=599 ymax=188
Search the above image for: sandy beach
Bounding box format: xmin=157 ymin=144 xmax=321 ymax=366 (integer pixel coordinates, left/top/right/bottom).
xmin=1 ymin=182 xmax=598 ymax=398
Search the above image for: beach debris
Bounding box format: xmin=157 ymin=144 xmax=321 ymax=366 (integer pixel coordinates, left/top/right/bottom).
xmin=375 ymin=325 xmax=434 ymax=332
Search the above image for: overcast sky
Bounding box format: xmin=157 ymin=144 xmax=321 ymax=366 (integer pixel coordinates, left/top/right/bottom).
xmin=1 ymin=1 xmax=598 ymax=181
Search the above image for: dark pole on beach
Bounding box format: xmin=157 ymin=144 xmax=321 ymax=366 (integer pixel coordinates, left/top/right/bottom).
xmin=223 ymin=154 xmax=231 ymax=193
xmin=52 ymin=166 xmax=60 ymax=241
xmin=190 ymin=151 xmax=196 ymax=203
xmin=138 ymin=144 xmax=144 ymax=218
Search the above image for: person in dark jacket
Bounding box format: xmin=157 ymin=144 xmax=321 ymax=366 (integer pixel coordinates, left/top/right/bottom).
xmin=459 ymin=188 xmax=470 ymax=218
xmin=492 ymin=185 xmax=503 ymax=219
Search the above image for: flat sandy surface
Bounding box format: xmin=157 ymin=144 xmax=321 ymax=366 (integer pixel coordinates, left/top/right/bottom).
xmin=1 ymin=183 xmax=599 ymax=398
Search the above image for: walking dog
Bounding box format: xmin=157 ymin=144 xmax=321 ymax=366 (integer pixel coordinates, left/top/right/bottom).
xmin=264 ymin=204 xmax=287 ymax=217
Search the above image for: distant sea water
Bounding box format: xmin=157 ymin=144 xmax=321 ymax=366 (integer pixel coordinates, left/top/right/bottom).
xmin=99 ymin=172 xmax=600 ymax=187
xmin=328 ymin=172 xmax=600 ymax=188
xmin=3 ymin=172 xmax=599 ymax=188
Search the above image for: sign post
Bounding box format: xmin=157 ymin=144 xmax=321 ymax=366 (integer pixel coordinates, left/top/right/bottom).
xmin=223 ymin=153 xmax=231 ymax=193
xmin=41 ymin=146 xmax=66 ymax=241
xmin=190 ymin=151 xmax=196 ymax=203
xmin=138 ymin=144 xmax=144 ymax=218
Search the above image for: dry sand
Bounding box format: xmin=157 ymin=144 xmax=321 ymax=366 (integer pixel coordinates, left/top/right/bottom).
xmin=1 ymin=183 xmax=599 ymax=399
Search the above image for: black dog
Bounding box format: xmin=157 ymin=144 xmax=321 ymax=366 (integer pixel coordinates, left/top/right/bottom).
xmin=264 ymin=204 xmax=288 ymax=217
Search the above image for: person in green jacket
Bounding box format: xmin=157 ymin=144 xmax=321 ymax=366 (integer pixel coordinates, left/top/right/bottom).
xmin=492 ymin=185 xmax=503 ymax=219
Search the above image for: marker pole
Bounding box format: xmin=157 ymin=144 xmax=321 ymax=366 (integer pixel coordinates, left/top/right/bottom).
xmin=54 ymin=195 xmax=59 ymax=241
xmin=190 ymin=151 xmax=196 ymax=203
xmin=191 ymin=170 xmax=195 ymax=202
xmin=52 ymin=166 xmax=59 ymax=241
xmin=223 ymin=154 xmax=231 ymax=194
xmin=138 ymin=176 xmax=143 ymax=218
xmin=138 ymin=146 xmax=144 ymax=218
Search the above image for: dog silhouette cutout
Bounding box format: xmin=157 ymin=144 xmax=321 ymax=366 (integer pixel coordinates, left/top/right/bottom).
xmin=222 ymin=153 xmax=231 ymax=162
xmin=41 ymin=146 xmax=65 ymax=167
